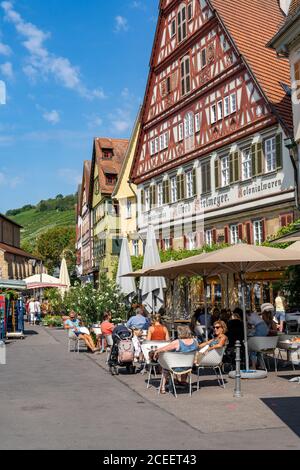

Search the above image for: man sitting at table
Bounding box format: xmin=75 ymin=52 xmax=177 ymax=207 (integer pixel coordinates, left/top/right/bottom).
xmin=126 ymin=307 xmax=150 ymax=331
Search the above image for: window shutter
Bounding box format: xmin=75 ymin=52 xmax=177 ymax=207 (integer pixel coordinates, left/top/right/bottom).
xmin=224 ymin=226 xmax=229 ymax=244
xmin=256 ymin=142 xmax=263 ymax=175
xmin=151 ymin=185 xmax=157 ymax=208
xmin=262 ymin=219 xmax=266 ymax=243
xmin=212 ymin=229 xmax=217 ymax=245
xmin=234 ymin=152 xmax=240 ymax=182
xmin=229 ymin=153 xmax=234 ymax=184
xmin=287 ymin=213 xmax=294 ymax=225
xmin=238 ymin=224 xmax=243 ymax=242
xmin=245 ymin=222 xmax=252 ymax=244
xmin=215 ymin=159 xmax=220 ymax=190
xmin=163 ymin=180 xmax=170 ymax=205
xmin=181 ymin=174 xmax=186 ymax=199
xmin=276 ymin=133 xmax=283 ymax=169
xmin=251 ymin=144 xmax=257 ymax=176
xmin=177 ymin=175 xmax=182 ymax=200
xmin=192 ymin=168 xmax=197 ymax=195
xmin=206 ymin=162 xmax=211 ymax=193
xmin=141 ymin=189 xmax=145 ymax=208
xmin=280 ymin=215 xmax=287 ymax=227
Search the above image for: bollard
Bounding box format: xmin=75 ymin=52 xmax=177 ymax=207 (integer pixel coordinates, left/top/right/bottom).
xmin=234 ymin=340 xmax=242 ymax=398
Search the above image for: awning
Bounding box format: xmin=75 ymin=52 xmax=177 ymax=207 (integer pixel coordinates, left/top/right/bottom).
xmin=0 ymin=279 xmax=27 ymax=290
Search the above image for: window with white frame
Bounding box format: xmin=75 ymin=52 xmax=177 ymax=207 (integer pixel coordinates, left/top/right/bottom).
xmin=242 ymin=148 xmax=252 ymax=180
xmin=230 ymin=225 xmax=239 ymax=245
xmin=221 ymin=156 xmax=230 ymax=187
xmin=181 ymin=56 xmax=191 ymax=96
xmin=217 ymin=100 xmax=223 ymax=121
xmin=211 ymin=104 xmax=217 ymax=124
xmin=230 ymin=93 xmax=237 ymax=113
xmin=159 ymin=135 xmax=164 ymax=152
xmin=163 ymin=238 xmax=171 ymax=250
xmin=198 ymin=48 xmax=207 ymax=70
xmin=163 ymin=132 xmax=169 ymax=149
xmin=187 ymin=2 xmax=193 ymax=21
xmin=253 ymin=220 xmax=264 ymax=245
xmin=157 ymin=182 xmax=163 ymax=207
xmin=171 ymin=176 xmax=178 ymax=203
xmin=145 ymin=188 xmax=150 ymax=212
xmin=184 ymin=112 xmax=194 ymax=138
xmin=171 ymin=19 xmax=176 ymax=37
xmin=205 ymin=229 xmax=213 ymax=247
xmin=187 ymin=233 xmax=197 ymax=250
xmin=265 ymin=137 xmax=276 ymax=173
xmin=195 ymin=113 xmax=200 ymax=132
xmin=178 ymin=4 xmax=187 ymax=43
xmin=178 ymin=123 xmax=184 ymax=141
xmin=126 ymin=200 xmax=132 ymax=219
xmin=133 ymin=240 xmax=139 ymax=257
xmin=186 ymin=170 xmax=194 ymax=198
xmin=150 ymin=140 xmax=155 ymax=156
xmin=224 ymin=96 xmax=230 ymax=117
xmin=155 ymin=137 xmax=159 ymax=154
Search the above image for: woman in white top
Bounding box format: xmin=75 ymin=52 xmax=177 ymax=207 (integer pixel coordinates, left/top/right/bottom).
xmin=275 ymin=291 xmax=286 ymax=333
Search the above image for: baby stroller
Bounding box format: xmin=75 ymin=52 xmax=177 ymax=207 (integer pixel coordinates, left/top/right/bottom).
xmin=108 ymin=325 xmax=136 ymax=376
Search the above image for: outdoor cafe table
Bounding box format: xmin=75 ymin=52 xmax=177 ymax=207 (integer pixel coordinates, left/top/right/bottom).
xmin=278 ymin=338 xmax=300 ymax=368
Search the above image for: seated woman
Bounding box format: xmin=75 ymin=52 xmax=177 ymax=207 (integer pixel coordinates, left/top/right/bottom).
xmin=246 ymin=309 xmax=269 ymax=370
xmin=100 ymin=312 xmax=115 ymax=352
xmin=261 ymin=303 xmax=278 ymax=336
xmin=64 ymin=311 xmax=98 ymax=354
xmin=196 ymin=321 xmax=228 ymax=365
xmin=147 ymin=314 xmax=170 ymax=341
xmin=153 ymin=326 xmax=198 ymax=394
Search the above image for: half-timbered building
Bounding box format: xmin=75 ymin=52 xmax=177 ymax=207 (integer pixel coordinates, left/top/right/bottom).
xmin=131 ymin=0 xmax=298 ymax=251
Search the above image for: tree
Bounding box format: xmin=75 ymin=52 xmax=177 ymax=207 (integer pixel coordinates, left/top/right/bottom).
xmin=36 ymin=226 xmax=76 ymax=275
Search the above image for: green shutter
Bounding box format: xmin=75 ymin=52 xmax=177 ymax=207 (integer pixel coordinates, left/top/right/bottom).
xmin=251 ymin=145 xmax=257 ymax=177
xmin=163 ymin=180 xmax=170 ymax=204
xmin=256 ymin=142 xmax=263 ymax=175
xmin=234 ymin=151 xmax=240 ymax=182
xmin=229 ymin=153 xmax=234 ymax=184
xmin=206 ymin=163 xmax=211 ymax=193
xmin=276 ymin=133 xmax=283 ymax=169
xmin=215 ymin=159 xmax=220 ymax=190
xmin=192 ymin=168 xmax=197 ymax=196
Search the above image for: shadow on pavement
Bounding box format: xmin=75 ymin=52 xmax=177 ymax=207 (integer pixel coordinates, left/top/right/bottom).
xmin=261 ymin=397 xmax=300 ymax=438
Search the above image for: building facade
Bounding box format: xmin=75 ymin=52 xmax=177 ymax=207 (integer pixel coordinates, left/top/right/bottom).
xmin=0 ymin=214 xmax=40 ymax=280
xmin=269 ymin=0 xmax=300 ymax=207
xmin=89 ymin=138 xmax=128 ymax=281
xmin=75 ymin=185 xmax=83 ymax=278
xmin=112 ymin=114 xmax=144 ymax=257
xmin=131 ymin=0 xmax=298 ymax=253
xmin=80 ymin=161 xmax=94 ymax=283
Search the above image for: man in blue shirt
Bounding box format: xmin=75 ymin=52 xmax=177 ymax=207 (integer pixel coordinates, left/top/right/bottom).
xmin=126 ymin=307 xmax=150 ymax=331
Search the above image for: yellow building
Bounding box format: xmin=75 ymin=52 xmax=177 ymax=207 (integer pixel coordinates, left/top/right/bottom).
xmin=89 ymin=137 xmax=128 ymax=281
xmin=112 ymin=115 xmax=144 ymax=257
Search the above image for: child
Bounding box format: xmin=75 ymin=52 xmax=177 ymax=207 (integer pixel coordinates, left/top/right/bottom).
xmin=132 ymin=328 xmax=143 ymax=363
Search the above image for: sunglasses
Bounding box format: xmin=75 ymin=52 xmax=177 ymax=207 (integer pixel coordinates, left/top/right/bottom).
xmin=214 ymin=326 xmax=221 ymax=329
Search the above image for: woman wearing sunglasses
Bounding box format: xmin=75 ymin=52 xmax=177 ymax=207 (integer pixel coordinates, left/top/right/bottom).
xmin=196 ymin=321 xmax=228 ymax=365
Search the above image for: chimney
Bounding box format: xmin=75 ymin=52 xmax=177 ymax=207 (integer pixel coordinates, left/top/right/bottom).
xmin=279 ymin=0 xmax=292 ymax=15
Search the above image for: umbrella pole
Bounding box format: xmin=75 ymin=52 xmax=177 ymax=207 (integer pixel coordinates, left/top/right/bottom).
xmin=241 ymin=275 xmax=250 ymax=371
xmin=171 ymin=280 xmax=175 ymax=340
xmin=203 ymin=276 xmax=209 ymax=341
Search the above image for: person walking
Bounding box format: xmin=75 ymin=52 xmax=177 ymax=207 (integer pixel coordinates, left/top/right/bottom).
xmin=275 ymin=290 xmax=287 ymax=333
xmin=28 ymin=298 xmax=36 ymax=325
xmin=34 ymin=298 xmax=41 ymax=325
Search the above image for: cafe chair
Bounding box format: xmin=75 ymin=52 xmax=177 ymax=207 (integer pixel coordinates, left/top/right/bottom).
xmin=158 ymin=351 xmax=196 ymax=398
xmin=196 ymin=348 xmax=226 ymax=390
xmin=141 ymin=342 xmax=160 ymax=389
xmin=248 ymin=336 xmax=279 ymax=372
xmin=286 ymin=320 xmax=300 ymax=335
xmin=68 ymin=330 xmax=86 ymax=354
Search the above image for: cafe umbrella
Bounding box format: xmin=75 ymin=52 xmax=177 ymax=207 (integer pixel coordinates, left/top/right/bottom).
xmin=134 ymin=244 xmax=300 ymax=374
xmin=116 ymin=237 xmax=137 ymax=304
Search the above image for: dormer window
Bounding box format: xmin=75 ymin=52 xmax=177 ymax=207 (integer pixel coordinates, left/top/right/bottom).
xmin=103 ymin=149 xmax=113 ymax=159
xmin=178 ymin=4 xmax=187 ymax=43
xmin=106 ymin=174 xmax=117 ymax=185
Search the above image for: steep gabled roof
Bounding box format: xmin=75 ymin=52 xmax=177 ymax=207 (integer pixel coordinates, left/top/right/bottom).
xmin=209 ymin=0 xmax=293 ymax=134
xmin=94 ymin=138 xmax=129 ymax=196
xmin=82 ymin=160 xmax=91 ymax=202
xmin=287 ymin=0 xmax=300 ymax=18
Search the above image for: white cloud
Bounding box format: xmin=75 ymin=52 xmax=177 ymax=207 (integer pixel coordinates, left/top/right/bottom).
xmin=43 ymin=109 xmax=60 ymax=125
xmin=0 ymin=170 xmax=23 ymax=187
xmin=0 ymin=42 xmax=12 ymax=56
xmin=85 ymin=114 xmax=103 ymax=129
xmin=130 ymin=1 xmax=147 ymax=11
xmin=114 ymin=16 xmax=129 ymax=33
xmin=1 ymin=1 xmax=105 ymax=99
xmin=0 ymin=61 xmax=13 ymax=79
xmin=58 ymin=168 xmax=81 ymax=185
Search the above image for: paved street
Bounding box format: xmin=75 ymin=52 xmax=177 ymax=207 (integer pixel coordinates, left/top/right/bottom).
xmin=0 ymin=326 xmax=300 ymax=450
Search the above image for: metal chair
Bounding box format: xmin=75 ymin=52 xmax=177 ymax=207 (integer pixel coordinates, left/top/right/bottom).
xmin=68 ymin=331 xmax=86 ymax=353
xmin=158 ymin=351 xmax=196 ymax=398
xmin=196 ymin=348 xmax=226 ymax=390
xmin=286 ymin=320 xmax=300 ymax=335
xmin=140 ymin=341 xmax=170 ymax=389
xmin=248 ymin=336 xmax=279 ymax=372
xmin=105 ymin=334 xmax=114 ymax=364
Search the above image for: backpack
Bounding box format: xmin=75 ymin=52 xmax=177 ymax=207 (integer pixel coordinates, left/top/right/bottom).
xmin=118 ymin=339 xmax=134 ymax=363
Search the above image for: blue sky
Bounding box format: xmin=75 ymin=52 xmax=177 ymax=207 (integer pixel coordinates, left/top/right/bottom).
xmin=0 ymin=0 xmax=158 ymax=212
